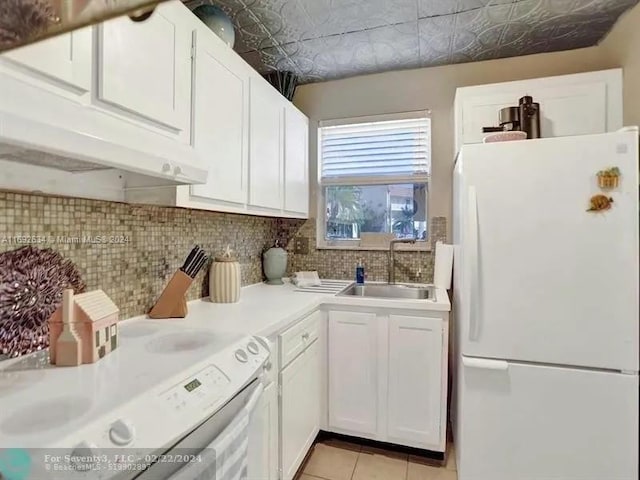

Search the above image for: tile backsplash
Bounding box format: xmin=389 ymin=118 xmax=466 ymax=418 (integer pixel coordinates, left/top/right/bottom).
xmin=0 ymin=190 xmax=447 ymax=321
xmin=287 ymin=217 xmax=447 ymax=283
xmin=0 ymin=191 xmax=304 ymax=319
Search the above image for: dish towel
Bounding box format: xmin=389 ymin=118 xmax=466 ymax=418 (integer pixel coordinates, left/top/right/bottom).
xmin=169 ymin=383 xmax=264 ymax=480
xmin=292 ymin=271 xmax=322 ymax=288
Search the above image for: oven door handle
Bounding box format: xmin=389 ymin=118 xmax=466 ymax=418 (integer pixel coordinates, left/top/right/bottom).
xmin=244 ymin=381 xmax=264 ymax=414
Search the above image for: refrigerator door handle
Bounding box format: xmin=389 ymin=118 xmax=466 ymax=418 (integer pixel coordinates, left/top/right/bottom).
xmin=467 ymin=185 xmax=481 ymax=341
xmin=462 ymin=356 xmax=509 ymax=371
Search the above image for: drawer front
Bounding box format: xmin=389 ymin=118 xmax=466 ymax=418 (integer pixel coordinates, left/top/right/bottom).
xmin=279 ymin=310 xmax=321 ymax=368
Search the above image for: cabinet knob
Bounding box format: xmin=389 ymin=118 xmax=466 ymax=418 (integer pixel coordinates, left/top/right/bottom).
xmin=302 ymin=332 xmax=310 ymax=340
xmin=173 ymin=166 xmax=182 ymax=176
xmin=162 ymin=163 xmax=171 ymax=173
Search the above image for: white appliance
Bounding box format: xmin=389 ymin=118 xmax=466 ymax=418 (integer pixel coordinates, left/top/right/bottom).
xmin=0 ymin=320 xmax=270 ymax=480
xmin=452 ymin=129 xmax=639 ymax=480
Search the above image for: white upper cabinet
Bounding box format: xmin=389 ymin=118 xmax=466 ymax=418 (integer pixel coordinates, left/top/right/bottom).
xmin=328 ymin=311 xmax=379 ymax=437
xmin=387 ymin=315 xmax=444 ymax=449
xmin=284 ymin=103 xmax=309 ymax=216
xmin=454 ymin=69 xmax=623 ymax=152
xmin=3 ymin=28 xmax=91 ymax=92
xmin=96 ymin=1 xmax=192 ymax=140
xmin=189 ymin=27 xmax=249 ymax=206
xmin=249 ymin=77 xmax=284 ymax=211
xmin=0 ymin=1 xmax=309 ymax=212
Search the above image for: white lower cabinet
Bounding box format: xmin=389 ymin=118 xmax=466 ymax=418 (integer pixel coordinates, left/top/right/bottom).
xmin=280 ymin=340 xmax=320 ymax=480
xmin=249 ymin=380 xmax=279 ymax=480
xmin=328 ymin=311 xmax=378 ymax=436
xmin=387 ymin=315 xmax=444 ymax=448
xmin=328 ymin=309 xmax=448 ymax=451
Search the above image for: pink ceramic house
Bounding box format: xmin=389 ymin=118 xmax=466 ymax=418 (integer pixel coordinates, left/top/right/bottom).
xmin=49 ymin=289 xmax=119 ymax=366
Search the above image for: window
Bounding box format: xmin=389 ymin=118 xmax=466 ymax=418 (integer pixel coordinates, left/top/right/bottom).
xmin=317 ymin=112 xmax=431 ymax=249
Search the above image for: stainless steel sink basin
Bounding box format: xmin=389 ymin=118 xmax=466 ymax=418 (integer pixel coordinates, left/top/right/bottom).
xmin=337 ymin=283 xmax=434 ymax=300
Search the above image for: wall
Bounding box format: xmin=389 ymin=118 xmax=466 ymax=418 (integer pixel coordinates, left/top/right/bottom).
xmin=293 ymin=44 xmax=616 ymax=225
xmin=601 ymin=5 xmax=640 ymax=126
xmin=0 ymin=191 xmax=303 ymax=320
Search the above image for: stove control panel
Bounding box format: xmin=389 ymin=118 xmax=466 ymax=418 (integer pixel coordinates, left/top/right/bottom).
xmin=54 ymin=335 xmax=270 ymax=479
xmin=161 ymin=364 xmax=230 ymax=412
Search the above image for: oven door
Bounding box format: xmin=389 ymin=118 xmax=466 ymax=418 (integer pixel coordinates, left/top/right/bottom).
xmin=134 ymin=378 xmax=264 ymax=480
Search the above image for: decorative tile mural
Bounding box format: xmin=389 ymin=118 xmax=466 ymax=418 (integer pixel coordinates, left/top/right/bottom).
xmin=184 ymin=0 xmax=637 ymax=83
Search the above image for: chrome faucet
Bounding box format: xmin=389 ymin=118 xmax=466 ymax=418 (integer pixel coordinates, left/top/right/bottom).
xmin=388 ymin=238 xmax=416 ymax=284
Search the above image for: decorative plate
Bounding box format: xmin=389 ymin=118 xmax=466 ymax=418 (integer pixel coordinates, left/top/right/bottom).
xmin=0 ymin=246 xmax=85 ymax=358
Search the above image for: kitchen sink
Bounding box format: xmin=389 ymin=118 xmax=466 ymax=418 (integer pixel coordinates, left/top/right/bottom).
xmin=337 ymin=283 xmax=434 ymax=300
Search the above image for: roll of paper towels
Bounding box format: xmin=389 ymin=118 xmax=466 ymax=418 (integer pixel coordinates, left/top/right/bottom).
xmin=433 ymin=241 xmax=454 ymax=289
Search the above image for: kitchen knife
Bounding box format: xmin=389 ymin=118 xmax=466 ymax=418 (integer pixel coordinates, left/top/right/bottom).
xmin=190 ymin=254 xmax=209 ymax=278
xmin=181 ymin=246 xmax=200 ymax=273
xmin=186 ymin=250 xmax=206 ymax=277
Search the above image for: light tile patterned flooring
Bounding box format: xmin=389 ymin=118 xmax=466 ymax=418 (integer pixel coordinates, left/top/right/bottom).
xmin=297 ymin=440 xmax=457 ymax=480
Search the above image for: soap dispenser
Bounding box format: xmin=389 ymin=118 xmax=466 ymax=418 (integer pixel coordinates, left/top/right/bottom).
xmin=355 ymin=259 xmax=365 ymax=285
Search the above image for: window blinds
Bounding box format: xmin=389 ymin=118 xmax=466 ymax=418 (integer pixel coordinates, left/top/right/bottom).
xmin=320 ymin=116 xmax=431 ymax=181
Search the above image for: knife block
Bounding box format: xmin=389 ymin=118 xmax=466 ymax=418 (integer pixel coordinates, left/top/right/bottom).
xmin=149 ymin=271 xmax=192 ymax=319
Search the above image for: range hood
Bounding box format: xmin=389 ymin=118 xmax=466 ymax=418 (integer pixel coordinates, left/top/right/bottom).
xmin=0 ymin=105 xmax=207 ymax=203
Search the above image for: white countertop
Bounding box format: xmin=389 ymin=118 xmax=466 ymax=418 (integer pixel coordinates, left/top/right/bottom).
xmin=0 ymin=281 xmax=449 ymax=449
xmin=125 ymin=281 xmax=451 ymax=338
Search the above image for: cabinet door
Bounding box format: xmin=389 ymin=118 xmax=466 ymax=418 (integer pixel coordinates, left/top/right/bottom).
xmin=283 ymin=104 xmax=309 ymax=216
xmin=96 ymin=2 xmax=191 ymax=136
xmin=248 ymin=381 xmax=279 ymax=480
xmin=460 ymin=93 xmax=515 ymax=145
xmin=328 ymin=311 xmax=378 ymax=436
xmin=190 ymin=29 xmax=249 ymax=205
xmin=280 ymin=341 xmax=320 ymax=480
xmin=460 ymin=82 xmax=609 ymax=146
xmin=387 ymin=315 xmax=443 ymax=448
xmin=3 ymin=28 xmax=91 ymax=91
xmin=249 ymin=78 xmax=283 ymax=210
xmin=536 ymin=83 xmax=606 ymax=137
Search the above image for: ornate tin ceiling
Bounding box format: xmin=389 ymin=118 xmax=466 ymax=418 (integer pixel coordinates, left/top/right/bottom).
xmin=184 ymin=0 xmax=637 ymax=84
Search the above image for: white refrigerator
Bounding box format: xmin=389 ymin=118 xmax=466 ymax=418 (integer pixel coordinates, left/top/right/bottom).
xmin=452 ymin=129 xmax=639 ymax=480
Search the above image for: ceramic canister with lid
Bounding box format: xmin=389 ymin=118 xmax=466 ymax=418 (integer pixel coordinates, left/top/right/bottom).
xmin=263 ymin=241 xmax=288 ymax=285
xmin=210 ymin=246 xmax=241 ymax=303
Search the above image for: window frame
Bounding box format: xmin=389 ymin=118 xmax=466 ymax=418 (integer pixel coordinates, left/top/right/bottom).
xmin=316 ymin=111 xmax=431 ymax=251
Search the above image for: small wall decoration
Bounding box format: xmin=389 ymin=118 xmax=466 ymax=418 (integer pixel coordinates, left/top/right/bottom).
xmin=49 ymin=288 xmax=119 ymax=366
xmin=0 ymin=246 xmax=86 ymax=358
xmin=587 ymin=194 xmax=614 ymax=212
xmin=596 ymin=167 xmax=621 ymax=189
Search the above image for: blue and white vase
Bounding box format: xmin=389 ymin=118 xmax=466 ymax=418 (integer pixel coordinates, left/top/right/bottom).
xmin=193 ymin=5 xmax=235 ymax=48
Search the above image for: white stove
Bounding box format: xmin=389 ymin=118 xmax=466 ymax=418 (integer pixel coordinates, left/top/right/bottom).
xmin=0 ymin=319 xmax=270 ymax=479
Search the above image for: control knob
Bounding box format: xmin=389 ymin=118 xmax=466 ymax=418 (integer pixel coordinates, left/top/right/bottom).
xmin=70 ymin=441 xmax=98 ymax=471
xmin=247 ymin=341 xmax=260 ymax=355
xmin=235 ymin=349 xmax=248 ymax=363
xmin=109 ymin=419 xmax=135 ymax=446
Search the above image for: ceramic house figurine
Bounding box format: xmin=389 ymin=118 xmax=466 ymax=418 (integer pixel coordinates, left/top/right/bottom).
xmin=49 ymin=289 xmax=119 ymax=366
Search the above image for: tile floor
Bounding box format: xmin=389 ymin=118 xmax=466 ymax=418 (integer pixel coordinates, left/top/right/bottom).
xmin=296 ymin=439 xmax=457 ymax=480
